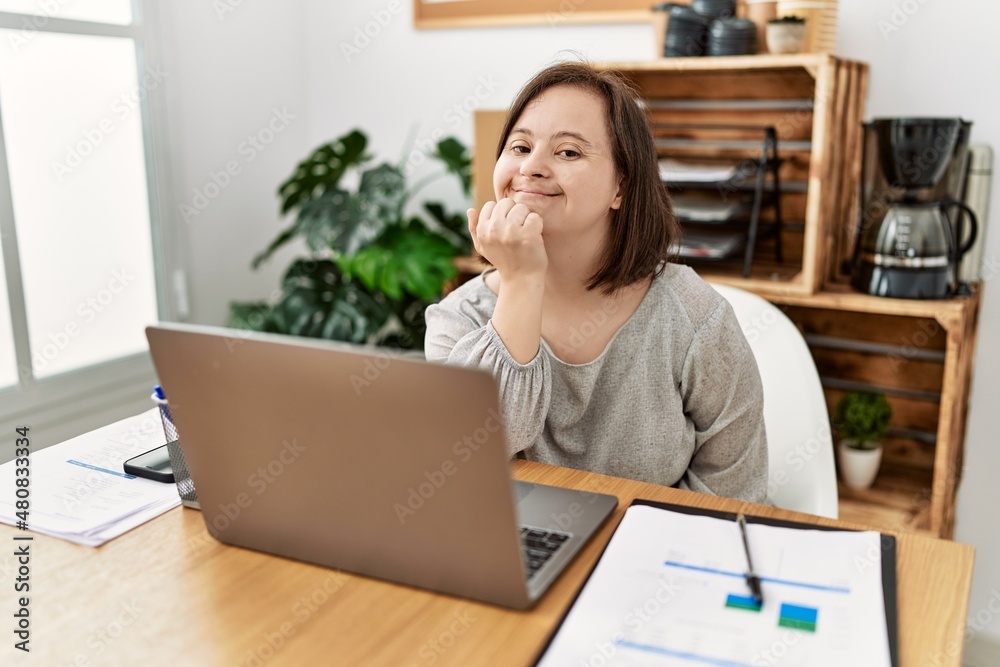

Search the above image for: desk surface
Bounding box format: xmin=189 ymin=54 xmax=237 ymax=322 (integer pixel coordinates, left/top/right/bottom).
xmin=0 ymin=461 xmax=974 ymax=666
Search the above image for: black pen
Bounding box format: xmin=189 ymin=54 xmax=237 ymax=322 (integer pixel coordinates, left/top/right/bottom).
xmin=737 ymin=514 xmax=764 ymax=607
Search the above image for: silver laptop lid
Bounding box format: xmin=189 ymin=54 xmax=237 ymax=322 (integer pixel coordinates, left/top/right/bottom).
xmin=146 ymin=322 xmax=533 ymax=608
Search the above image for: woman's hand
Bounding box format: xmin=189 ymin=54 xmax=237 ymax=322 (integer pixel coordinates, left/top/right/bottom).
xmin=468 ymin=199 xmax=548 ymax=280
xmin=468 ymin=199 xmax=546 ymax=364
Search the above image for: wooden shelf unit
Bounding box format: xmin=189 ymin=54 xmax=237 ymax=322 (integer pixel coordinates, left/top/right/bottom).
xmin=837 ymin=466 xmax=934 ymax=536
xmin=606 ymin=54 xmax=869 ymax=295
xmin=767 ymin=286 xmax=982 ymax=539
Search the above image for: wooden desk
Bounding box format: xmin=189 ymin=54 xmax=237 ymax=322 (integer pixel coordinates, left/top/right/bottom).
xmin=0 ymin=461 xmax=974 ymax=666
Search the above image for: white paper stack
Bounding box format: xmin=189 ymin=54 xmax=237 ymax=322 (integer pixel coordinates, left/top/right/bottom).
xmin=0 ymin=409 xmax=182 ymax=547
xmin=672 ymin=192 xmax=749 ymax=222
xmin=659 ymin=157 xmax=738 ymax=183
xmin=674 ymin=229 xmax=746 ymax=259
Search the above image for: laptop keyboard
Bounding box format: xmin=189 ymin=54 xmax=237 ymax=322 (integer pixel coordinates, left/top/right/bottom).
xmin=520 ymin=526 xmax=571 ymax=578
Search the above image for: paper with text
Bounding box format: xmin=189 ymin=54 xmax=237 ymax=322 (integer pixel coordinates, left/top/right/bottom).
xmin=0 ymin=409 xmax=181 ymax=546
xmin=538 ymin=504 xmax=891 ymax=667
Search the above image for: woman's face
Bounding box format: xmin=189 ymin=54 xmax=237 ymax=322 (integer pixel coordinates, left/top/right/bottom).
xmin=493 ymin=85 xmax=622 ymax=240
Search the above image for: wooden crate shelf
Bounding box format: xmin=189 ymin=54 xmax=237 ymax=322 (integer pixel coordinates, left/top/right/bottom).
xmin=606 ymin=54 xmax=869 ymax=296
xmin=769 ymin=286 xmax=982 ymax=539
xmin=837 ymin=466 xmax=934 ymax=537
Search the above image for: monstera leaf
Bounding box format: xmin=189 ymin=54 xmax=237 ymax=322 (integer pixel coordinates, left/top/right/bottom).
xmin=228 ymin=259 xmax=393 ymax=343
xmin=253 ymin=131 xmax=371 ymax=267
xmin=227 ymin=301 xmax=281 ymax=334
xmin=433 ymin=137 xmax=472 ymax=196
xmin=272 ymin=259 xmax=392 ymax=342
xmin=254 ymin=163 xmax=408 ymax=267
xmin=278 ymin=130 xmax=369 ymax=214
xmin=423 ymin=201 xmax=470 ymax=244
xmin=339 ymin=219 xmax=460 ymax=301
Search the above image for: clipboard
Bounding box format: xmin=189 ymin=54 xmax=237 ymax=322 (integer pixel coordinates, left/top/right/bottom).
xmin=534 ymin=498 xmax=898 ymax=667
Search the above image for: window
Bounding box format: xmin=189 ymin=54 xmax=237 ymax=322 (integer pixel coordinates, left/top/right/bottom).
xmin=0 ymin=1 xmax=174 ymax=451
xmin=0 ymin=1 xmax=132 ymax=25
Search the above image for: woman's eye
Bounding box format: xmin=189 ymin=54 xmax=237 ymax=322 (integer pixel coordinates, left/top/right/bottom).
xmin=511 ymin=145 xmax=530 ymax=154
xmin=559 ymin=149 xmax=580 ymax=158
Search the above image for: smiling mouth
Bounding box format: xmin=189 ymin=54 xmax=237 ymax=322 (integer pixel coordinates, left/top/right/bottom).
xmin=514 ymin=190 xmax=560 ymax=197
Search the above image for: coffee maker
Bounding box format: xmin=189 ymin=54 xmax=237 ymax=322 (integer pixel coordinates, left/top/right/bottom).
xmin=851 ymin=118 xmax=978 ymax=299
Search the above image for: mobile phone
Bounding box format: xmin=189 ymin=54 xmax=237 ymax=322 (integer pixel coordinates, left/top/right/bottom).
xmin=123 ymin=444 xmax=175 ymax=483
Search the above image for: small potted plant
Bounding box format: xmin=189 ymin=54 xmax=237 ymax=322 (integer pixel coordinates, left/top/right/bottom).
xmin=834 ymin=390 xmax=893 ymax=489
xmin=766 ymin=15 xmax=806 ymax=54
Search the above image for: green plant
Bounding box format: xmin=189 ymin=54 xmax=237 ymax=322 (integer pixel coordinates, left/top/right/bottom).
xmin=227 ymin=129 xmax=472 ymax=349
xmin=835 ymin=391 xmax=893 ymax=450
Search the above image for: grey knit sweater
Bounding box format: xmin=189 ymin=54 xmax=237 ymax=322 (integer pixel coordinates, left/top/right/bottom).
xmin=424 ymin=264 xmax=768 ymax=503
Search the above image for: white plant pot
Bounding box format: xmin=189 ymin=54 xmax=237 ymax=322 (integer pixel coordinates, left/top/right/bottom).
xmin=837 ymin=440 xmax=882 ymax=489
xmin=766 ymin=22 xmax=807 ymax=54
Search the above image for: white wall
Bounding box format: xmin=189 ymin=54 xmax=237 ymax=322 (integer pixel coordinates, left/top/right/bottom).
xmin=155 ymin=0 xmax=1000 ymax=643
xmin=153 ymin=1 xmax=313 ymax=325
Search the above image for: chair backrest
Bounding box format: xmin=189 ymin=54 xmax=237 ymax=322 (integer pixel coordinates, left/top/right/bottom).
xmin=710 ymin=283 xmax=838 ymax=518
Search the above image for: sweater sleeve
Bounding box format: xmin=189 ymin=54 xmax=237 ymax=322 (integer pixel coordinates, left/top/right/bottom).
xmin=424 ymin=291 xmax=552 ymax=458
xmin=678 ymin=299 xmax=769 ymax=503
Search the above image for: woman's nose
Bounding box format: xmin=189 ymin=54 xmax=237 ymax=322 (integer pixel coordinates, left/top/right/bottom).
xmin=519 ymin=149 xmax=550 ymax=177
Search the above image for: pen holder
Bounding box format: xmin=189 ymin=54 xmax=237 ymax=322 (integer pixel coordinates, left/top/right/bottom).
xmin=153 ymin=391 xmax=201 ymax=510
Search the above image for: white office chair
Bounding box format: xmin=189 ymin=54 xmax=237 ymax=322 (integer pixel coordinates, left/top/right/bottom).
xmin=709 ymin=283 xmax=838 ymax=518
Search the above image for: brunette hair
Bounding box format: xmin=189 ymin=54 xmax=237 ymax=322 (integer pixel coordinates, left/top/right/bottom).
xmin=495 ymin=61 xmax=679 ymax=293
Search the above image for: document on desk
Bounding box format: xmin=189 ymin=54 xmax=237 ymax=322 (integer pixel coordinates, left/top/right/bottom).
xmin=0 ymin=408 xmax=181 ymax=546
xmin=536 ymin=502 xmax=894 ymax=667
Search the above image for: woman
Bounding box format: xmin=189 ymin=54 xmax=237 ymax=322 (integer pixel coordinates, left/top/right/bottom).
xmin=424 ymin=61 xmax=767 ymax=503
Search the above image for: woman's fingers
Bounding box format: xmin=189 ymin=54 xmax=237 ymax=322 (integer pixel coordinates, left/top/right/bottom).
xmin=522 ymin=211 xmax=544 ymax=235
xmin=467 ymin=207 xmax=481 ymax=254
xmin=482 ymin=199 xmax=530 ymax=237
xmin=479 ymin=200 xmax=496 ymax=225
xmin=467 ymin=207 xmax=479 ymax=235
xmin=470 ymin=199 xmax=547 ymax=274
xmin=504 ymin=202 xmax=530 ymax=229
xmin=490 ymin=198 xmax=516 ymax=226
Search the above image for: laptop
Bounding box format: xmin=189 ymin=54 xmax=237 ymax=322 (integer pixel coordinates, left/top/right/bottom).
xmin=145 ymin=322 xmax=618 ymax=609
